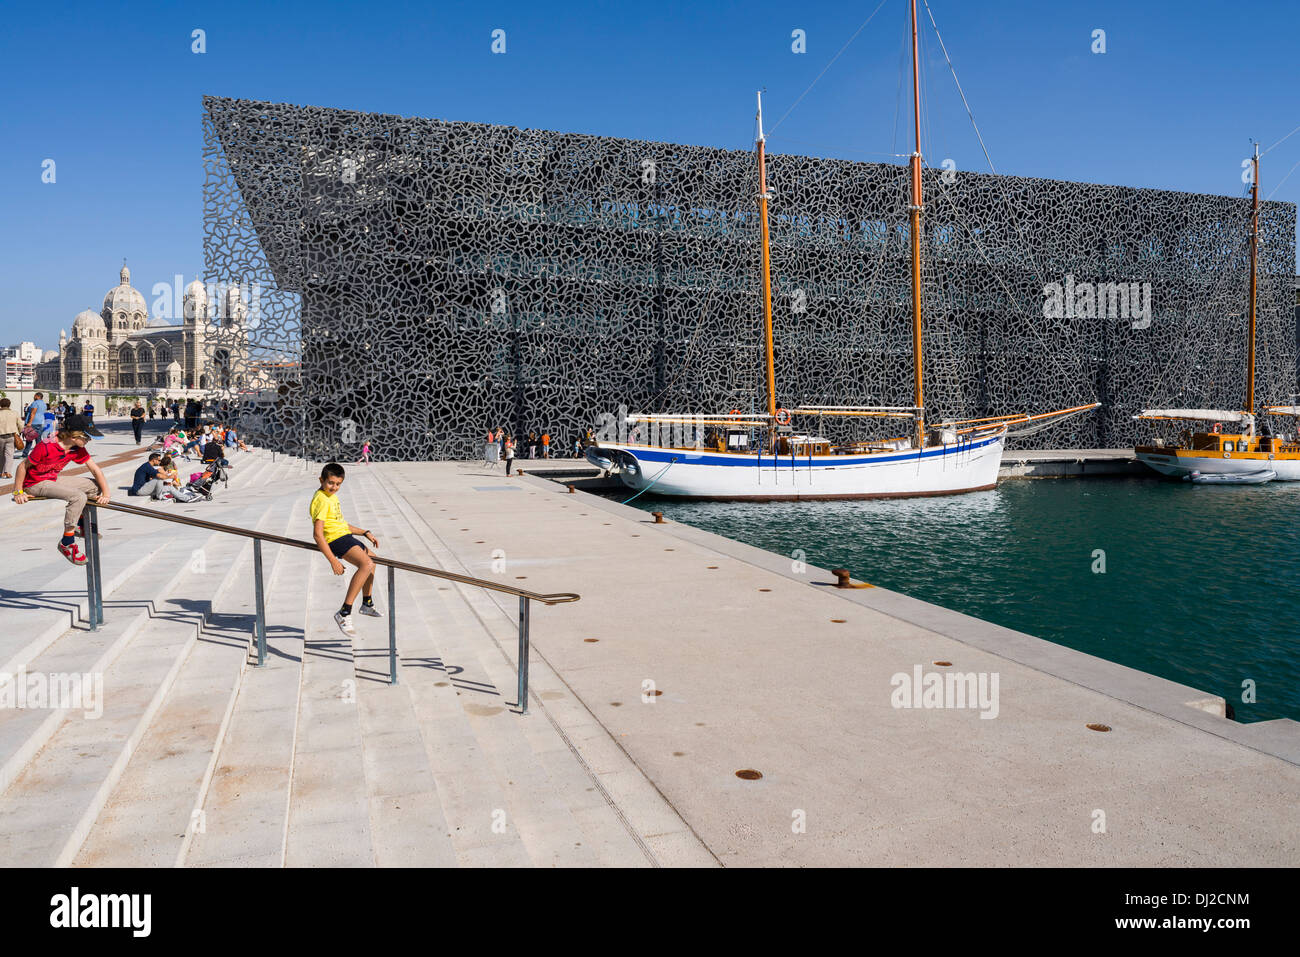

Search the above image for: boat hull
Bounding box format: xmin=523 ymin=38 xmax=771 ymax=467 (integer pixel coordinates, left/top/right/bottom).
xmin=1136 ymin=448 xmax=1300 ymax=481
xmin=594 ymin=434 xmax=1005 ymax=500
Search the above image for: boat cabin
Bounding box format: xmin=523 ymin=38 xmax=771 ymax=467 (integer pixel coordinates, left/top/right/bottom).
xmin=1171 ymin=431 xmax=1298 ymax=455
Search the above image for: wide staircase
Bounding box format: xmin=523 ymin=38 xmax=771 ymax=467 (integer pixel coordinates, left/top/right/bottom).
xmin=0 ymin=448 xmax=655 ymax=867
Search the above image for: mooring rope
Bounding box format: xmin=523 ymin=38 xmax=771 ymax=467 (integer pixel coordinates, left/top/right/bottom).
xmin=622 ymin=456 xmax=678 ymax=504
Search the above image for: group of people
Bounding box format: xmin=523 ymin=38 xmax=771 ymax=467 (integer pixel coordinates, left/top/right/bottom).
xmin=480 ymin=427 xmax=588 ymax=469
xmin=152 ymin=422 xmax=250 ymax=460
xmin=8 ymin=406 xmax=388 ymax=645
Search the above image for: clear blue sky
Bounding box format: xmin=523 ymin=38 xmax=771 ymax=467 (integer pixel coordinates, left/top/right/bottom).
xmin=1 ymin=0 xmax=1297 ymax=351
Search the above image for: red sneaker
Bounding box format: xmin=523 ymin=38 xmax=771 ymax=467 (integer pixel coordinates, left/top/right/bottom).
xmin=59 ymin=542 xmax=87 ymax=566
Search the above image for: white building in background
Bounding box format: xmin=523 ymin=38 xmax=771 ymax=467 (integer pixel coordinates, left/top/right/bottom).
xmin=1 ymin=342 xmax=42 ymax=391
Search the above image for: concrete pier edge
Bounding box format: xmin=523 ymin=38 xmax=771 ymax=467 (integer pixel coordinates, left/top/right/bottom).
xmin=514 ymin=465 xmax=1300 ymax=768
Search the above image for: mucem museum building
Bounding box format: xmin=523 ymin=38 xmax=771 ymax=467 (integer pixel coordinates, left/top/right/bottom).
xmin=202 ymin=96 xmax=1297 ymax=460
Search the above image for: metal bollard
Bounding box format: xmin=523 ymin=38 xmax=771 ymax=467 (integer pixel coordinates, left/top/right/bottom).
xmin=831 ymin=568 xmax=852 ymax=588
xmin=517 ymin=596 xmax=531 ymax=715
xmin=652 ymin=511 xmax=664 ymax=524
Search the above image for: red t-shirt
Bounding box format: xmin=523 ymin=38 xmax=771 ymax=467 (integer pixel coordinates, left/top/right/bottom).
xmin=23 ymin=439 xmax=90 ymax=489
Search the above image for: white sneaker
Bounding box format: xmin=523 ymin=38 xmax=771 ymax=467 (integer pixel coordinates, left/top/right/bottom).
xmin=334 ymin=611 xmax=356 ymax=636
xmin=358 ymin=603 xmax=382 ymax=618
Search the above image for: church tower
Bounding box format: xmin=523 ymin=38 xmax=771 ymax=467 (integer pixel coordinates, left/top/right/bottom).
xmin=183 ymin=279 xmax=208 ymax=390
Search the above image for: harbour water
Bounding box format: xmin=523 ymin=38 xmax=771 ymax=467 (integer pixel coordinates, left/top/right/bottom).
xmin=616 ymin=477 xmax=1300 ymax=723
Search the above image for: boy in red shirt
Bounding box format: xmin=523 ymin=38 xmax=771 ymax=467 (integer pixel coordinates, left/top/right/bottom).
xmin=11 ymin=413 xmax=110 ymax=565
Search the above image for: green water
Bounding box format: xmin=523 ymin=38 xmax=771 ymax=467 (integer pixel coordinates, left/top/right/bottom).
xmin=616 ymin=477 xmax=1300 ymax=723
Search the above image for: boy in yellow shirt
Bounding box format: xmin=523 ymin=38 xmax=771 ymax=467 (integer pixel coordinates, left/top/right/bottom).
xmin=309 ymin=462 xmax=381 ymax=636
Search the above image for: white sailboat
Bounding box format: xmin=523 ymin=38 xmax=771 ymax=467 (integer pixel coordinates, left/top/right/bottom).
xmin=591 ymin=0 xmax=1097 ymax=501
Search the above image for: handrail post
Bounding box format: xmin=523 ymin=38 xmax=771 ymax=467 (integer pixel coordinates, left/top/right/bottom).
xmin=83 ymin=503 xmax=100 ymax=630
xmin=517 ymin=596 xmax=530 ymax=715
xmin=387 ymin=564 xmax=397 ymax=685
xmin=90 ymin=506 xmax=104 ymax=626
xmin=253 ymin=538 xmax=267 ymax=666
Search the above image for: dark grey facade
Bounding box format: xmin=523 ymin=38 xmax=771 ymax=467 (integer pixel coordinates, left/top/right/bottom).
xmin=202 ymin=96 xmax=1298 ymax=459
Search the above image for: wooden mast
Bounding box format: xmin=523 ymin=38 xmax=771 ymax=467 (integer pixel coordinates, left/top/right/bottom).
xmin=908 ymin=0 xmax=925 ymax=447
xmin=1246 ymin=143 xmax=1259 ymax=418
xmin=756 ymin=92 xmax=778 ymax=430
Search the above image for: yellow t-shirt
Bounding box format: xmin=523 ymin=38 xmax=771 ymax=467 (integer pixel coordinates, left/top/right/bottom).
xmin=309 ymin=489 xmax=351 ymax=543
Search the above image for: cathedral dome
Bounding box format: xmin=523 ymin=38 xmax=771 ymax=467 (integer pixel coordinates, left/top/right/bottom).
xmin=102 ymin=265 xmax=148 ymax=322
xmin=72 ymin=308 xmax=106 ymax=336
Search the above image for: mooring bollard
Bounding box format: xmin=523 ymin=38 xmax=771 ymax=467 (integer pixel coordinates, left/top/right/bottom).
xmin=831 ymin=568 xmax=852 ymax=588
xmin=567 ymin=483 xmax=575 ymax=493
xmin=652 ymin=511 xmax=664 ymax=524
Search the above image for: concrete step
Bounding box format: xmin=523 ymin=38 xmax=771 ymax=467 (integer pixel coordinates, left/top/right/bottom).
xmin=345 ymin=473 xmax=532 ymax=866
xmin=281 ymin=545 xmax=375 ymax=867
xmin=0 ymin=533 xmax=193 ymax=795
xmin=373 ymin=469 xmax=709 ymax=865
xmin=0 ymin=513 xmax=263 ymax=866
xmin=72 ymin=500 xmax=299 ymax=866
xmin=0 ymin=533 xmax=174 ymax=687
xmin=353 ymin=471 xmax=630 ymax=866
xmin=182 ymin=503 xmax=315 ymax=868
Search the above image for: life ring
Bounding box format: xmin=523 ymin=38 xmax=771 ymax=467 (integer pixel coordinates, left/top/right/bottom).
xmin=774 ymin=407 xmax=792 ymax=426
xmin=728 ymin=408 xmax=741 ymax=418
xmin=1211 ymin=422 xmax=1222 ymax=433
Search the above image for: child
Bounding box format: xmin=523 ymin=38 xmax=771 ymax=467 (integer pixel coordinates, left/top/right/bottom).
xmin=310 ymin=463 xmax=381 ymax=636
xmin=158 ymin=453 xmax=180 ymax=488
xmin=11 ymin=413 xmax=110 ymax=565
xmin=358 ymin=440 xmax=371 ymax=465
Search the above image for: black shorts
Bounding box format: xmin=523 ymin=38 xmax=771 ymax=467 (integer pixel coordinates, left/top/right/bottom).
xmin=328 ymin=534 xmax=368 ymax=559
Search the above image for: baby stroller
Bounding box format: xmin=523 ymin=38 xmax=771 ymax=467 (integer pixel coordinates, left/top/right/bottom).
xmin=186 ymin=469 xmax=216 ymax=501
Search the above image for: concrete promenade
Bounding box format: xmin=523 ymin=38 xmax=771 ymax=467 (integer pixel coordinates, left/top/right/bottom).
xmin=385 ymin=460 xmax=1300 ymax=865
xmin=0 ymin=432 xmax=1296 ymax=866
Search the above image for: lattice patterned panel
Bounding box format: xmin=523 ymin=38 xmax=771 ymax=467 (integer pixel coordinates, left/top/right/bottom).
xmin=203 ymin=96 xmax=1297 ymax=460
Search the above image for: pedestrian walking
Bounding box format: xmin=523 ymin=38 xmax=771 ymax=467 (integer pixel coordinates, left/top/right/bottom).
xmin=358 ymin=440 xmax=371 ymax=465
xmin=130 ymin=400 xmax=145 ymax=445
xmin=503 ymin=435 xmax=515 ymax=474
xmin=20 ymin=392 xmax=48 ymax=458
xmin=0 ymin=397 xmax=20 ymax=478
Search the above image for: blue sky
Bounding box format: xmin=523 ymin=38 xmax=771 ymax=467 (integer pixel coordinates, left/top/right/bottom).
xmin=1 ymin=0 xmax=1297 ymax=350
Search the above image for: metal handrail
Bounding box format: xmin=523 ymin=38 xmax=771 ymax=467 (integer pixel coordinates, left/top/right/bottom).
xmin=88 ymin=500 xmax=579 ymax=605
xmin=76 ymin=496 xmax=579 ymax=714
